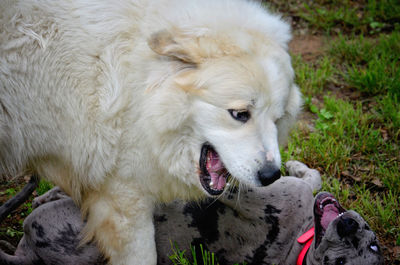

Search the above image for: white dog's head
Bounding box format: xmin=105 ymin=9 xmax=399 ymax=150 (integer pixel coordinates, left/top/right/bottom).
xmin=145 ymin=2 xmax=301 ymax=197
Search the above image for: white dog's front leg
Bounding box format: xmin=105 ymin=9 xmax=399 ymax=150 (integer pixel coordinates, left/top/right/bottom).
xmin=112 ymin=214 xmax=157 ymax=265
xmin=81 ymin=183 xmax=157 ymax=265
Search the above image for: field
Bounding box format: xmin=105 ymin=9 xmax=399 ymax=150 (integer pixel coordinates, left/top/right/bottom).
xmin=1 ymin=0 xmax=399 ymax=264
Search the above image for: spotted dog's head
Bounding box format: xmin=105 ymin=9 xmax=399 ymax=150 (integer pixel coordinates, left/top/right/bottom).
xmin=310 ymin=192 xmax=384 ymax=265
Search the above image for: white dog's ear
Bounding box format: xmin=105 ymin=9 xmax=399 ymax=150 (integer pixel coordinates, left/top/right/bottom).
xmin=148 ymin=30 xmax=199 ymax=64
xmin=276 ymin=84 xmax=302 ymax=145
xmin=148 ymin=30 xmax=203 ymax=92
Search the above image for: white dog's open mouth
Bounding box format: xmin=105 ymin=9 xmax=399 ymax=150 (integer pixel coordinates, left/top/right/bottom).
xmin=314 ymin=192 xmax=346 ymax=247
xmin=199 ymin=143 xmax=230 ymax=196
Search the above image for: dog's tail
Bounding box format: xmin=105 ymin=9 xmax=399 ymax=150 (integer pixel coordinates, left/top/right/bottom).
xmin=0 ymin=175 xmax=39 ymax=265
xmin=0 ymin=174 xmax=39 ymax=222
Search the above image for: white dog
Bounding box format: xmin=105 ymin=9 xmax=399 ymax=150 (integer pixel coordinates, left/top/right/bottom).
xmin=0 ymin=0 xmax=301 ymax=264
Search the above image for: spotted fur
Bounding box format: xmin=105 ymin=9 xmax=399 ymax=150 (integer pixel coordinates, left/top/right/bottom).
xmin=0 ymin=162 xmax=383 ymax=264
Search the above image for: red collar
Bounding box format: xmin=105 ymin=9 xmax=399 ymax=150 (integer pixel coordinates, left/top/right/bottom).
xmin=296 ymin=227 xmax=314 ymax=265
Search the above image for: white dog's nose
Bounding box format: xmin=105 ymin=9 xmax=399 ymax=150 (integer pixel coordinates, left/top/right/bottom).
xmin=257 ymin=162 xmax=281 ymax=186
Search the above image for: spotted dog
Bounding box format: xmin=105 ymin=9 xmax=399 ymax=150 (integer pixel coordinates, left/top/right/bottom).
xmin=0 ymin=161 xmax=383 ymax=265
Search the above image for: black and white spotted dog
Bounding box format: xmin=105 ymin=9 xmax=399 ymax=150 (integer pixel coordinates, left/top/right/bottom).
xmin=0 ymin=161 xmax=383 ymax=265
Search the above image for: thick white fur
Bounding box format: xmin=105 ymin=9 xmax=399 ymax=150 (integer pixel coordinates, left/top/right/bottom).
xmin=0 ymin=0 xmax=301 ymax=264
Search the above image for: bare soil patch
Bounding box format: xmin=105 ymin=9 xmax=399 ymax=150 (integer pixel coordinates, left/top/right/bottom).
xmin=289 ymin=34 xmax=325 ymax=61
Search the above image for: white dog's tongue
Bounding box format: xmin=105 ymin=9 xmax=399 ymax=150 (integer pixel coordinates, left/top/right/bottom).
xmin=210 ymin=172 xmax=226 ymax=190
xmin=207 ymin=149 xmax=226 ymax=190
xmin=321 ymin=204 xmax=340 ymax=230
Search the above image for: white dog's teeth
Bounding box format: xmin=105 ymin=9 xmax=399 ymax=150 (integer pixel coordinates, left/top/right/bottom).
xmin=209 ymin=181 xmax=214 ymax=186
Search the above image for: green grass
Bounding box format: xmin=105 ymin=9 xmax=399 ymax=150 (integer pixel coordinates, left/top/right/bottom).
xmin=266 ymin=0 xmax=400 ymax=35
xmin=36 ymin=179 xmax=53 ymax=196
xmin=378 ymin=94 xmax=400 ymax=129
xmin=0 ymin=187 xmax=17 ymax=197
xmin=0 ymin=228 xmax=24 ymax=238
xmin=299 ymin=0 xmax=400 ymax=35
xmin=169 ymin=243 xmax=246 ymax=265
xmin=330 ymin=33 xmax=400 ymax=96
xmin=292 ymin=55 xmax=337 ymax=96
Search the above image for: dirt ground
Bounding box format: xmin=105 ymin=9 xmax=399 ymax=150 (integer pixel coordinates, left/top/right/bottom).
xmin=290 ymin=34 xmax=325 ymax=62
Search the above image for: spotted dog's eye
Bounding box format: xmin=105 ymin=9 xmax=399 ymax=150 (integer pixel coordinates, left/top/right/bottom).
xmin=228 ymin=109 xmax=250 ymax=123
xmin=369 ymin=243 xmax=379 ymax=253
xmin=335 ymin=257 xmax=346 ymax=265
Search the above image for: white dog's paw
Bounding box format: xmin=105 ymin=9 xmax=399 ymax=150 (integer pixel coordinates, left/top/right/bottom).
xmin=32 ymin=187 xmax=69 ymax=209
xmin=285 ymin=160 xmax=322 ymax=191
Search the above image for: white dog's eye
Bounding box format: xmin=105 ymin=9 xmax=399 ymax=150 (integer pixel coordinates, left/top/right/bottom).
xmin=228 ymin=109 xmax=251 ymax=123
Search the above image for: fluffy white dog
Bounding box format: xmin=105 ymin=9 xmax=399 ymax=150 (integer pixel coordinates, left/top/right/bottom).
xmin=0 ymin=0 xmax=301 ymax=264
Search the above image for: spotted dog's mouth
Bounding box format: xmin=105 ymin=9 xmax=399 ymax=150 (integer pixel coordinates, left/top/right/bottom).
xmin=314 ymin=192 xmax=346 ymax=247
xmin=199 ymin=143 xmax=230 ymax=196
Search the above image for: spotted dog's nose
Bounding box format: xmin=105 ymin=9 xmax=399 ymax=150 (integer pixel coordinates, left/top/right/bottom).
xmin=258 ymin=162 xmax=281 ymax=186
xmin=337 ymin=217 xmax=359 ymax=238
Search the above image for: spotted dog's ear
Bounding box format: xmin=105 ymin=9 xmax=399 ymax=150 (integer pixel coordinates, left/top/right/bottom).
xmin=148 ymin=30 xmax=200 ymax=64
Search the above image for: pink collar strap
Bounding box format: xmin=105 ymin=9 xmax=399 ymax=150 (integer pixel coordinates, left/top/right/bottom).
xmin=297 ymin=227 xmax=314 ymax=265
